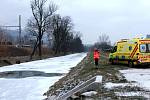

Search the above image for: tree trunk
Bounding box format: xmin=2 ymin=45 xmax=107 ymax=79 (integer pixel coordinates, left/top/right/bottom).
xmin=38 ymin=36 xmax=42 ymax=59
xmin=30 ymin=38 xmax=39 ymax=60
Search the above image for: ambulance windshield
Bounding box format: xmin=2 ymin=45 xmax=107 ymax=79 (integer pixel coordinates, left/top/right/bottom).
xmin=140 ymin=44 xmax=150 ymax=53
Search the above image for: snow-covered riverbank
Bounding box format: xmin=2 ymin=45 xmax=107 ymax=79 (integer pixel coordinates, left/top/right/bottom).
xmin=0 ymin=53 xmax=87 ymax=100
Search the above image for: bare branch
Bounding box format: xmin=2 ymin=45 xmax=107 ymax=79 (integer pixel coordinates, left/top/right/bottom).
xmin=27 ymin=0 xmax=57 ymax=59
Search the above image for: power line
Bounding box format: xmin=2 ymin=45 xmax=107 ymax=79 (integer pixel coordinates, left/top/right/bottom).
xmin=0 ymin=26 xmax=19 ymax=27
xmin=0 ymin=15 xmax=22 ymax=47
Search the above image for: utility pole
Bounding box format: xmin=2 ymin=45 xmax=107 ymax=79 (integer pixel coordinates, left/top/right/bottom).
xmin=0 ymin=15 xmax=22 ymax=47
xmin=19 ymin=15 xmax=22 ymax=47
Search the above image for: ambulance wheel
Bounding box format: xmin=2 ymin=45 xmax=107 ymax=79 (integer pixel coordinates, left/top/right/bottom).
xmin=128 ymin=61 xmax=134 ymax=67
xmin=111 ymin=59 xmax=115 ymax=65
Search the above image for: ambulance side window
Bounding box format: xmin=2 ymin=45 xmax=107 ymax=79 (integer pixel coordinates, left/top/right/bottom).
xmin=140 ymin=44 xmax=146 ymax=53
xmin=111 ymin=46 xmax=117 ymax=53
xmin=129 ymin=46 xmax=132 ymax=51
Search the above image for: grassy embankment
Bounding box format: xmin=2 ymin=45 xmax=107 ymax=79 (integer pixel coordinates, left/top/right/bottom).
xmin=45 ymin=52 xmax=147 ymax=99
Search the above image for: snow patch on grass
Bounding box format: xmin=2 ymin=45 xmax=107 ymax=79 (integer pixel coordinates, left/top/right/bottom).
xmin=115 ymin=91 xmax=147 ymax=97
xmin=105 ymin=82 xmax=139 ymax=89
xmin=120 ymin=69 xmax=150 ymax=90
xmin=81 ymin=91 xmax=97 ymax=97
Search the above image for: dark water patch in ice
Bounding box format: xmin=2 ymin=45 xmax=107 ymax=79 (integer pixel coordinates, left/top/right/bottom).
xmin=0 ymin=70 xmax=64 ymax=78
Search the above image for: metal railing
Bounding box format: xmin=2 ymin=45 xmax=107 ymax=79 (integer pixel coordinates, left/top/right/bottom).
xmin=48 ymin=75 xmax=102 ymax=100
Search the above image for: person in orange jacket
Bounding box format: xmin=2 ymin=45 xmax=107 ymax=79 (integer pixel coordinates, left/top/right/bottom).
xmin=93 ymin=49 xmax=100 ymax=66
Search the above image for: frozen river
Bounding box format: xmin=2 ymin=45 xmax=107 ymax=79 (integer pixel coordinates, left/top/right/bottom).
xmin=0 ymin=53 xmax=86 ymax=100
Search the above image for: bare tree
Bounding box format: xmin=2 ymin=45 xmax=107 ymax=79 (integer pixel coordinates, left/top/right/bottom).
xmin=28 ymin=0 xmax=57 ymax=60
xmin=60 ymin=16 xmax=74 ymax=54
xmin=47 ymin=14 xmax=61 ymax=54
xmin=70 ymin=33 xmax=84 ymax=53
xmin=97 ymin=34 xmax=112 ymax=51
xmin=99 ymin=34 xmax=110 ymax=44
xmin=49 ymin=15 xmax=74 ymax=54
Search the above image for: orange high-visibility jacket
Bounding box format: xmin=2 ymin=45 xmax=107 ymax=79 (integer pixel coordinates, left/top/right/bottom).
xmin=93 ymin=50 xmax=100 ymax=59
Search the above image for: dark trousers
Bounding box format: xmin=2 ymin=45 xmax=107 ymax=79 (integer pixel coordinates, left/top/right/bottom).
xmin=94 ymin=58 xmax=98 ymax=66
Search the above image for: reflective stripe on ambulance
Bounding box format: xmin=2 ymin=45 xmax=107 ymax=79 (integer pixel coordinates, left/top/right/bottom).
xmin=130 ymin=43 xmax=138 ymax=58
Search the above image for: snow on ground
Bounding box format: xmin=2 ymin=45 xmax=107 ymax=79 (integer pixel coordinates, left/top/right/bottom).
xmin=104 ymin=77 xmax=150 ymax=98
xmin=120 ymin=68 xmax=150 ymax=90
xmin=105 ymin=82 xmax=138 ymax=89
xmin=0 ymin=53 xmax=86 ymax=73
xmin=0 ymin=53 xmax=87 ymax=100
xmin=115 ymin=91 xmax=150 ymax=98
xmin=0 ymin=77 xmax=61 ymax=100
xmin=104 ymin=68 xmax=150 ymax=98
xmin=81 ymin=91 xmax=97 ymax=97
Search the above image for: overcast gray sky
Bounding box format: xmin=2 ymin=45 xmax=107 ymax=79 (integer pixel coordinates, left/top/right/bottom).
xmin=0 ymin=0 xmax=150 ymax=44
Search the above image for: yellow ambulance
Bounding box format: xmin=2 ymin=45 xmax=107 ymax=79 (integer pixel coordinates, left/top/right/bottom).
xmin=109 ymin=38 xmax=150 ymax=67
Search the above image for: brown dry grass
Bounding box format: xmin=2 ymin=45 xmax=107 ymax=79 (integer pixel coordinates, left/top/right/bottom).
xmin=0 ymin=45 xmax=54 ymax=57
xmin=0 ymin=46 xmax=30 ymax=57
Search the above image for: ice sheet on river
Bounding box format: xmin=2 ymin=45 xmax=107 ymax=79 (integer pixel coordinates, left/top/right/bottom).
xmin=0 ymin=53 xmax=86 ymax=100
